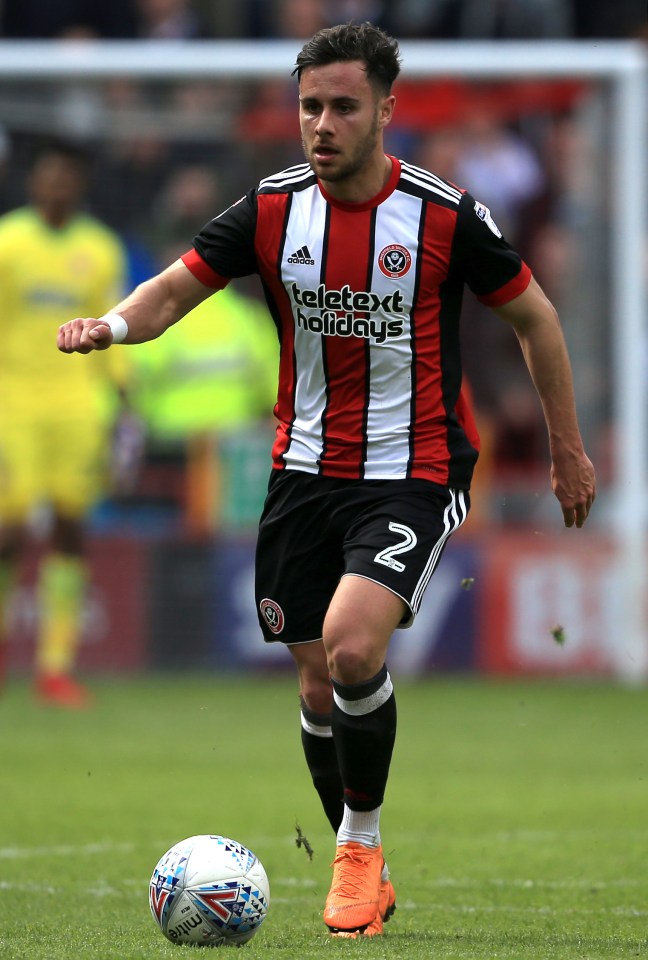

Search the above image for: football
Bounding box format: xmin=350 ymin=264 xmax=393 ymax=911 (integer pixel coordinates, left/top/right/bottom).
xmin=149 ymin=834 xmax=270 ymax=947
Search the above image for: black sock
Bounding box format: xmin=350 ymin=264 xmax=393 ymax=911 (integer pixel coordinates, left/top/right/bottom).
xmin=331 ymin=664 xmax=397 ymax=812
xmin=300 ymin=697 xmax=344 ymax=832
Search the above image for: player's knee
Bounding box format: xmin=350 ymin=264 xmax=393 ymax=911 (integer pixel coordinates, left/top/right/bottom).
xmin=325 ymin=640 xmax=380 ymax=686
xmin=299 ymin=678 xmax=333 ymax=715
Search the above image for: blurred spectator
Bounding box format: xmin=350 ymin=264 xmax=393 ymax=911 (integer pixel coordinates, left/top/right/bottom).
xmin=491 ymin=379 xmax=548 ymax=474
xmin=0 ymin=0 xmax=137 ymax=38
xmin=135 ymin=0 xmax=210 ymax=39
xmin=534 ymin=107 xmax=611 ymax=453
xmin=412 ymin=128 xmax=465 ymax=185
xmin=528 ymin=113 xmax=592 ymax=297
xmin=166 ymin=81 xmax=244 ymax=168
xmin=571 ymin=0 xmax=646 ymax=39
xmin=413 ymin=114 xmax=550 ymax=488
xmin=92 ymin=135 xmax=173 ymax=236
xmin=335 ymin=1 xmax=387 ymax=23
xmin=272 ymin=0 xmax=328 ymax=37
xmin=0 ymin=125 xmax=12 ymax=212
xmin=141 ymin=163 xmax=220 ymax=267
xmin=128 ymin=285 xmax=279 ymax=532
xmin=453 ymin=111 xmax=546 ymax=244
xmin=245 ymin=0 xmax=389 ymax=38
xmin=1 ymin=0 xmax=213 ymax=40
xmin=390 ymin=0 xmax=571 ymax=38
xmin=130 ymin=287 xmax=277 ymax=441
xmin=0 ymin=141 xmax=130 ymax=705
xmin=4 ymin=0 xmax=643 ymax=40
xmin=526 ymin=221 xmax=575 ymax=306
xmin=414 ymin=112 xmax=545 ymax=246
xmin=67 ymin=81 xmax=176 ymax=282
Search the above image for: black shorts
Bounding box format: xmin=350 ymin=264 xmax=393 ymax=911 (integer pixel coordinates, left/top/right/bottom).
xmin=255 ymin=469 xmax=470 ymax=645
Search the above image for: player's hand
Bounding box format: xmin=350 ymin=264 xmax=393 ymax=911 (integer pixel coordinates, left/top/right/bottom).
xmin=57 ymin=318 xmax=114 ymax=354
xmin=551 ymin=451 xmax=596 ymax=528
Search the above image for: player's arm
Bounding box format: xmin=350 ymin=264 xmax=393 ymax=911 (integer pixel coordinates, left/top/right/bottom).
xmin=57 ymin=258 xmax=212 ymax=354
xmin=493 ymin=276 xmax=596 ymax=529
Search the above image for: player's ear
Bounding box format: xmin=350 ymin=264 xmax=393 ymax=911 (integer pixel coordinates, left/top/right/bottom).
xmin=378 ymin=95 xmax=395 ymax=130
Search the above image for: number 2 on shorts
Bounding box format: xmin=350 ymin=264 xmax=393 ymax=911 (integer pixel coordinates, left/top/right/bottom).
xmin=374 ymin=522 xmax=417 ymax=573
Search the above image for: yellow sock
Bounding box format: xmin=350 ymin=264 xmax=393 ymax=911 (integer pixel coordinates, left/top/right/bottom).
xmin=36 ymin=554 xmax=87 ymax=676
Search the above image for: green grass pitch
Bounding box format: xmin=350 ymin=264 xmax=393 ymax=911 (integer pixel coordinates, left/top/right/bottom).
xmin=1 ymin=674 xmax=647 ymax=959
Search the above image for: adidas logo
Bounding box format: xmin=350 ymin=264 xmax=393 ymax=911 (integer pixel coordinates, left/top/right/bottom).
xmin=287 ymin=245 xmax=315 ymax=266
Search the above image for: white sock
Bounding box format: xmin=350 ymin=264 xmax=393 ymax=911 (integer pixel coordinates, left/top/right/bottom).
xmin=336 ymin=804 xmax=381 ymax=848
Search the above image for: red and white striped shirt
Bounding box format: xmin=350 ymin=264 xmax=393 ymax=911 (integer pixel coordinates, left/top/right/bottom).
xmin=182 ymin=155 xmax=531 ymax=488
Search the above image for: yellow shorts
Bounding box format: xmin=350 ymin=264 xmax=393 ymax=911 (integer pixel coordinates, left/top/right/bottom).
xmin=0 ymin=412 xmax=109 ymax=522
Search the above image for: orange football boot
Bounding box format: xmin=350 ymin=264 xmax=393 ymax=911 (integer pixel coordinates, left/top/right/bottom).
xmin=330 ymin=867 xmax=396 ymax=938
xmin=324 ymin=842 xmax=383 ymax=934
xmin=363 ymin=872 xmax=396 ymax=936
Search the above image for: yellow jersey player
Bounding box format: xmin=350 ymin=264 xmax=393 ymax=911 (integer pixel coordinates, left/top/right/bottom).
xmin=0 ymin=141 xmax=128 ymax=706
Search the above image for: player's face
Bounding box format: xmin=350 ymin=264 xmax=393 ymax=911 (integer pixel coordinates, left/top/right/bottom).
xmin=29 ymin=155 xmax=86 ymax=227
xmin=299 ymin=61 xmax=394 ymax=200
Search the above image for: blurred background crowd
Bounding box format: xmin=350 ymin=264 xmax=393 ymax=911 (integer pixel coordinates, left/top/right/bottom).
xmin=0 ymin=0 xmax=644 ymax=537
xmin=0 ymin=0 xmax=645 ymax=42
xmin=0 ymin=0 xmax=645 ymax=697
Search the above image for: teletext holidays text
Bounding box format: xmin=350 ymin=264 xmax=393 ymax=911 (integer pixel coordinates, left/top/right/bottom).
xmin=292 ymin=282 xmax=405 ymax=343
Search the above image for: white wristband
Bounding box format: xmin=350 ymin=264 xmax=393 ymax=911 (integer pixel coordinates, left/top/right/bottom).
xmin=99 ymin=313 xmax=129 ymax=344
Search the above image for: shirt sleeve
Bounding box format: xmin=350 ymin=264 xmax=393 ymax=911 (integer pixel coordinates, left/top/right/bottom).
xmin=453 ymin=191 xmax=532 ymax=307
xmin=183 ymin=190 xmax=259 ymax=285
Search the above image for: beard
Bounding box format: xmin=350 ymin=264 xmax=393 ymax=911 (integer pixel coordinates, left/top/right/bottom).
xmin=302 ymin=111 xmax=381 ymax=184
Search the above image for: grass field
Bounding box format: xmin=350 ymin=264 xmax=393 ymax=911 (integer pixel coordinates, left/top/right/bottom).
xmin=1 ymin=673 xmax=647 ymax=959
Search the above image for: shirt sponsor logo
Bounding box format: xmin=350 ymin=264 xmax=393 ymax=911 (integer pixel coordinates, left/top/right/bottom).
xmin=378 ymin=244 xmax=412 ymax=279
xmin=291 ymin=282 xmax=405 ymax=344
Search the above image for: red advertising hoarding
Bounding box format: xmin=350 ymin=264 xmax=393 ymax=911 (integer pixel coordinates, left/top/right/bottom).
xmin=477 ymin=532 xmax=621 ymax=676
xmin=6 ymin=537 xmax=149 ymax=674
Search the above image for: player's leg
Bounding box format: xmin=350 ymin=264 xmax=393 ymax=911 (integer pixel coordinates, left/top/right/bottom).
xmin=255 ymin=472 xmax=346 ymax=834
xmin=0 ymin=417 xmax=37 ymax=691
xmin=255 ymin=471 xmax=350 ymax=831
xmin=35 ymin=416 xmax=107 ymax=707
xmin=290 ymin=629 xmax=395 ymax=937
xmin=0 ymin=524 xmax=26 ymax=691
xmin=321 ymin=482 xmax=469 ymax=936
xmin=321 ymin=575 xmax=402 ymax=936
xmin=34 ymin=513 xmax=91 ymax=707
xmin=325 ymin=574 xmax=402 ymax=830
xmin=288 ymin=639 xmax=343 ymax=834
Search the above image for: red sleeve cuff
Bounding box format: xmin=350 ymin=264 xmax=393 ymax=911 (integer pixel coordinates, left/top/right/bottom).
xmin=476 ymin=261 xmax=532 ymax=308
xmin=181 ymin=248 xmax=230 ymax=290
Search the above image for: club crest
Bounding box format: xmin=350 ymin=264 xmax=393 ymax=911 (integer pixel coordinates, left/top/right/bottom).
xmin=378 ymin=244 xmax=412 ymax=279
xmin=259 ymin=598 xmax=285 ymax=634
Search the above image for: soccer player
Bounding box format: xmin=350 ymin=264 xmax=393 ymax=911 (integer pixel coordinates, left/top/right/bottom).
xmin=57 ymin=22 xmax=596 ymax=934
xmin=0 ymin=141 xmax=128 ymax=707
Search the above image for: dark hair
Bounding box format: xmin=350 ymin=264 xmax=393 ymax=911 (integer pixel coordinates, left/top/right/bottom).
xmin=31 ymin=138 xmax=90 ymax=172
xmin=293 ymin=21 xmax=401 ymax=94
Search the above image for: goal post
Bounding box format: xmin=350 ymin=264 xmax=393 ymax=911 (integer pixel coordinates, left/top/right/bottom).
xmin=0 ymin=38 xmax=645 ymax=680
